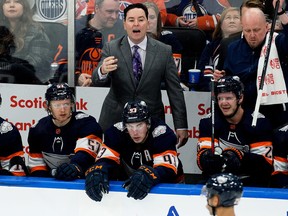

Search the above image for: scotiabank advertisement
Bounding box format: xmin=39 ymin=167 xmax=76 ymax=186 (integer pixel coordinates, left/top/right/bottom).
xmin=0 ymin=83 xmax=211 ymax=174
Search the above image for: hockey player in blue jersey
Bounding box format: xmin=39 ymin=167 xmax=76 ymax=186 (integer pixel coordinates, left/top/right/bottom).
xmin=27 ymin=83 xmax=103 ymax=180
xmin=271 ymin=124 xmax=288 ymax=188
xmin=85 ymin=100 xmax=184 ymax=201
xmin=0 ymin=94 xmax=28 ymax=176
xmin=197 ymin=76 xmax=273 ymax=187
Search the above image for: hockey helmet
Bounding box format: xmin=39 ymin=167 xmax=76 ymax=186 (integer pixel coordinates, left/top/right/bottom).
xmin=215 ymin=76 xmax=244 ymax=99
xmin=45 ymin=83 xmax=75 ymax=105
xmin=123 ymin=100 xmax=150 ymax=124
xmin=202 ymin=173 xmax=243 ymax=207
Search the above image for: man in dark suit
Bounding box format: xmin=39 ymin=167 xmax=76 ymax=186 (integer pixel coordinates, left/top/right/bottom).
xmin=92 ymin=3 xmax=188 ymax=148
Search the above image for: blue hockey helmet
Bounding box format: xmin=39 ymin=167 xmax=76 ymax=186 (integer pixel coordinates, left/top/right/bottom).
xmin=122 ymin=100 xmax=150 ymax=124
xmin=215 ymin=76 xmax=244 ymax=99
xmin=202 ymin=173 xmax=243 ymax=207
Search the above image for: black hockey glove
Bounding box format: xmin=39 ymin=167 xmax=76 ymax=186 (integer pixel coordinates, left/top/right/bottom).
xmin=197 ymin=148 xmax=225 ymax=175
xmin=122 ymin=165 xmax=160 ymax=200
xmin=85 ymin=165 xmax=109 ymax=202
xmin=0 ymin=169 xmax=13 ymax=176
xmin=222 ymin=148 xmax=243 ymax=173
xmin=55 ymin=163 xmax=83 ymax=181
xmin=9 ymin=156 xmax=29 ymax=176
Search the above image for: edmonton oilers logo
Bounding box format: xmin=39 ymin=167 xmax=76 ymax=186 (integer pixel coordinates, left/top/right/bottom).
xmin=36 ymin=0 xmax=67 ymax=21
xmin=119 ymin=1 xmax=131 ymax=20
xmin=182 ymin=3 xmax=207 ymax=21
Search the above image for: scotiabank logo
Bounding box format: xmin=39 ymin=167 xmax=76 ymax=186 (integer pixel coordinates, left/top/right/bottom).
xmin=10 ymin=96 xmax=47 ymax=109
xmin=198 ymin=103 xmax=211 ymax=115
xmin=10 ymin=96 xmax=88 ymax=110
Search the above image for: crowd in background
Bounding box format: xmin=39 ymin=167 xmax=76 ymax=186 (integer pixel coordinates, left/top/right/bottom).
xmin=0 ymin=0 xmax=288 ymax=193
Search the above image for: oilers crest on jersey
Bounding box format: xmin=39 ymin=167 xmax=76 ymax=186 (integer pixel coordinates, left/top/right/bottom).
xmin=76 ymin=28 xmax=103 ymax=75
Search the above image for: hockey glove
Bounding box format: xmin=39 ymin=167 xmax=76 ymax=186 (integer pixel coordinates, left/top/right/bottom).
xmin=122 ymin=165 xmax=160 ymax=200
xmin=197 ymin=148 xmax=225 ymax=175
xmin=85 ymin=164 xmax=109 ymax=202
xmin=9 ymin=156 xmax=29 ymax=176
xmin=222 ymin=148 xmax=243 ymax=173
xmin=0 ymin=169 xmax=13 ymax=176
xmin=55 ymin=163 xmax=83 ymax=181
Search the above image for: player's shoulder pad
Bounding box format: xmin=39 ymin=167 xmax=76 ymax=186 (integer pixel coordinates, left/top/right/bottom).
xmin=113 ymin=121 xmax=125 ymax=131
xmin=30 ymin=120 xmax=39 ymax=128
xmin=152 ymin=125 xmax=167 ymax=138
xmin=279 ymin=124 xmax=288 ymax=132
xmin=75 ymin=112 xmax=90 ymax=120
xmin=161 ymin=30 xmax=173 ymax=36
xmin=251 ymin=111 xmax=265 ymax=119
xmin=202 ymin=112 xmax=211 ymax=119
xmin=0 ymin=120 xmax=13 ymax=134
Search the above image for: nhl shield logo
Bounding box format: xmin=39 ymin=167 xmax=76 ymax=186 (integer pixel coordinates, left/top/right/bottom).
xmin=36 ymin=0 xmax=67 ymax=21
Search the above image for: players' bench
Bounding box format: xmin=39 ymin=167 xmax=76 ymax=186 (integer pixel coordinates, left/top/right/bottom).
xmin=162 ymin=27 xmax=207 ymax=83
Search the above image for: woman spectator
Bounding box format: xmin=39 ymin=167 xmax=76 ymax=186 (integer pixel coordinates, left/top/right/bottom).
xmin=144 ymin=1 xmax=183 ymax=54
xmin=0 ymin=0 xmax=52 ymax=84
xmin=197 ymin=7 xmax=242 ymax=91
xmin=144 ymin=2 xmax=185 ymax=89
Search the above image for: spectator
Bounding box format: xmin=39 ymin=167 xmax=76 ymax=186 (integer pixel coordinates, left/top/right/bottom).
xmin=216 ymin=0 xmax=268 ymax=71
xmin=271 ymin=123 xmax=288 ymax=188
xmin=201 ymin=173 xmax=243 ymax=216
xmin=0 ymin=25 xmax=38 ymax=84
xmin=165 ymin=0 xmax=242 ymax=34
xmin=92 ymin=3 xmax=188 ymax=148
xmin=27 ymin=83 xmax=103 ymax=181
xmin=0 ymin=0 xmax=53 ymax=84
xmin=197 ymin=7 xmax=242 ymax=91
xmin=0 ymin=93 xmax=28 ymax=176
xmin=85 ymin=100 xmax=184 ymax=201
xmin=214 ymin=1 xmax=288 ymax=129
xmin=197 ymin=76 xmax=273 ymax=187
xmin=76 ymin=0 xmax=126 ymax=87
xmin=143 ymin=1 xmax=183 ymax=54
xmin=143 ymin=1 xmax=184 ymax=89
xmin=87 ymin=0 xmax=168 ymax=25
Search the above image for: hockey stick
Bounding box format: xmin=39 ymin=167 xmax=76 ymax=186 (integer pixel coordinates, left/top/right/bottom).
xmin=252 ymin=0 xmax=280 ymax=126
xmin=204 ymin=66 xmax=216 ymax=154
xmin=211 ymin=78 xmax=216 ymax=154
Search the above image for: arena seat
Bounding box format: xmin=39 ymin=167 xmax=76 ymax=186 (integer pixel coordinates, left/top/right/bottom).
xmin=162 ymin=27 xmax=207 ymax=83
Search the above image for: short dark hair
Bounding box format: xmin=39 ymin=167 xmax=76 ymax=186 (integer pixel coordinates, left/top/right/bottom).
xmin=123 ymin=3 xmax=148 ymax=20
xmin=240 ymin=0 xmax=265 ymax=16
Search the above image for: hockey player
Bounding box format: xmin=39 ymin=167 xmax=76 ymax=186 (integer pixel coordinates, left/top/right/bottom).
xmin=85 ymin=100 xmax=184 ymax=201
xmin=0 ymin=94 xmax=28 ymax=176
xmin=271 ymin=124 xmax=288 ymax=188
xmin=197 ymin=76 xmax=273 ymax=187
xmin=27 ymin=83 xmax=103 ymax=180
xmin=201 ymin=173 xmax=243 ymax=216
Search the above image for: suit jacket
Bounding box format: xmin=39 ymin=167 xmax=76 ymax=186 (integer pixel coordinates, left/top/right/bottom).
xmin=92 ymin=35 xmax=188 ymax=131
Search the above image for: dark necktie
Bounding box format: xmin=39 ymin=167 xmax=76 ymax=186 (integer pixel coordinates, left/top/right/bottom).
xmin=132 ymin=45 xmax=142 ymax=85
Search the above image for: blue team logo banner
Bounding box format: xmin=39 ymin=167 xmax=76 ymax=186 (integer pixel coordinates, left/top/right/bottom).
xmin=35 ymin=0 xmax=67 ymax=21
xmin=119 ymin=1 xmax=131 ymax=20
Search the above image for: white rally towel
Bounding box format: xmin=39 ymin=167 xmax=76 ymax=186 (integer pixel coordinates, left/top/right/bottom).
xmin=257 ymin=32 xmax=288 ymax=105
